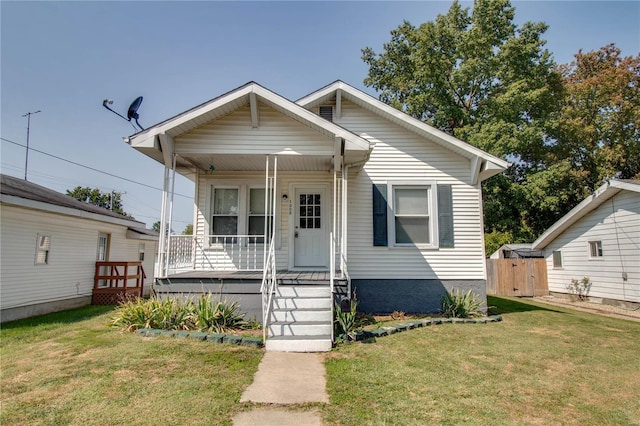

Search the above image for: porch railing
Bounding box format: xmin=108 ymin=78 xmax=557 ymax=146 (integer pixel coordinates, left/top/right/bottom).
xmin=93 ymin=261 xmax=146 ymax=305
xmin=167 ymin=234 xmax=268 ymax=273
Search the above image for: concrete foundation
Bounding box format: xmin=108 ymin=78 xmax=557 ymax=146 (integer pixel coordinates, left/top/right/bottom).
xmin=1 ymin=296 xmax=92 ymax=323
xmin=352 ymin=279 xmax=486 ymax=314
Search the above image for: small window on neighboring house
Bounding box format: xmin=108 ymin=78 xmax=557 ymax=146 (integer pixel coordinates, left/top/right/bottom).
xmin=552 ymin=250 xmax=563 ymax=268
xmin=319 ymin=106 xmax=333 ymax=122
xmin=138 ymin=243 xmax=145 ymax=262
xmin=589 ymin=241 xmax=603 ymax=258
xmin=35 ymin=235 xmax=51 ymax=265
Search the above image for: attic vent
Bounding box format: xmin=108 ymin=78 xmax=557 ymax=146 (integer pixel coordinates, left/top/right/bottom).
xmin=319 ymin=106 xmax=333 ymax=122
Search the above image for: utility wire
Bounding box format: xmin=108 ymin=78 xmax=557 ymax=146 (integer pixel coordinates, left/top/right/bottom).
xmin=1 ymin=137 xmax=193 ymax=199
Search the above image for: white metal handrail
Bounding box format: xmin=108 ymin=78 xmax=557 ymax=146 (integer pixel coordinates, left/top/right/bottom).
xmin=260 ymin=239 xmax=277 ymax=342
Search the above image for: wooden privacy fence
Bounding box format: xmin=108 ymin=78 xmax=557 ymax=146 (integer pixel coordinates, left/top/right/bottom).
xmin=486 ymin=259 xmax=548 ymax=297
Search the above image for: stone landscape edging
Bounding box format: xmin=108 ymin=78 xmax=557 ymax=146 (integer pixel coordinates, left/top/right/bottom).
xmin=336 ymin=315 xmax=503 ymax=343
xmin=135 ymin=328 xmax=263 ymax=348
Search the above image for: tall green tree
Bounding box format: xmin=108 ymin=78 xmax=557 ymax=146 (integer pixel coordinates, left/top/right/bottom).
xmin=362 ymin=0 xmax=569 ymax=241
xmin=66 ymin=187 xmax=133 ymax=218
xmin=550 ymin=44 xmax=640 ymax=190
xmin=362 ymin=0 xmax=562 ymax=169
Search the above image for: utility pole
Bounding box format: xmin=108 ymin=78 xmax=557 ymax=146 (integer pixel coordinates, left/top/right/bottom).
xmin=23 ymin=110 xmax=41 ymax=181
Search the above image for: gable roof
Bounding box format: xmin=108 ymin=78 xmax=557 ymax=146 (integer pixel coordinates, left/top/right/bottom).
xmin=532 ymin=179 xmax=640 ymax=250
xmin=125 ymin=81 xmax=372 ymax=156
xmin=0 ymin=174 xmax=152 ymax=231
xmin=296 ymin=80 xmax=510 ymax=181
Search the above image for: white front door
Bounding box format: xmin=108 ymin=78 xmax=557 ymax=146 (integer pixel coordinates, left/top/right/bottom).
xmin=293 ymin=186 xmax=328 ymax=268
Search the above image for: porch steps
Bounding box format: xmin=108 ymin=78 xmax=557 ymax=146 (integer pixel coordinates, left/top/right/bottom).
xmin=266 ymin=284 xmax=332 ymax=353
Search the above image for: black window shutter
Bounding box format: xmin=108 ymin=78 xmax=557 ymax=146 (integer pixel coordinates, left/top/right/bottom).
xmin=372 ymin=184 xmax=388 ymax=246
xmin=438 ymin=184 xmax=454 ymax=248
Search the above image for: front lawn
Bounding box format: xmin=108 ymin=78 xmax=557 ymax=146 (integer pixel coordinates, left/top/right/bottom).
xmin=0 ymin=306 xmax=263 ymax=426
xmin=323 ymin=296 xmax=640 ymax=425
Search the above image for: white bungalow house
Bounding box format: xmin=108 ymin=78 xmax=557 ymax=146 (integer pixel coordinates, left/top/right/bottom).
xmin=0 ymin=174 xmax=158 ymax=322
xmin=125 ymin=81 xmax=509 ymax=351
xmin=532 ymin=179 xmax=640 ymax=307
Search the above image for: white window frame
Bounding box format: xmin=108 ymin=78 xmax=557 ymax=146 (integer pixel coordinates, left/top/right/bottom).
xmin=247 ymin=185 xmax=274 ymax=244
xmin=588 ymin=240 xmax=603 ymax=259
xmin=35 ymin=234 xmax=51 ymax=265
xmin=552 ymin=250 xmax=563 ymax=269
xmin=138 ymin=243 xmax=146 ymax=262
xmin=210 ymin=186 xmax=241 ymax=243
xmin=388 ymin=182 xmax=438 ymax=249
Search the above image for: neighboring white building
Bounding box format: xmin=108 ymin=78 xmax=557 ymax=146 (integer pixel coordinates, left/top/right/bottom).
xmin=532 ymin=180 xmax=640 ymax=306
xmin=125 ymin=81 xmax=509 ymax=351
xmin=0 ymin=175 xmax=158 ymax=322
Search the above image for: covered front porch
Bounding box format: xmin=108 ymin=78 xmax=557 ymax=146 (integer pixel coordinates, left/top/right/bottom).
xmin=158 ymin=155 xmax=354 ymax=291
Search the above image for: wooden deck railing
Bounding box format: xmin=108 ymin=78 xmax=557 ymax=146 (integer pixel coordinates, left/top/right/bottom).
xmin=92 ymin=261 xmax=146 ymax=305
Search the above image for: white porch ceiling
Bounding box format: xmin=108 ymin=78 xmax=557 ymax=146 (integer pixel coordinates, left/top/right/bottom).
xmin=181 ymin=154 xmax=333 ymax=172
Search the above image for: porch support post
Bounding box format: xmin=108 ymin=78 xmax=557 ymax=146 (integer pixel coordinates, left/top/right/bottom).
xmin=263 ymin=155 xmax=269 ymax=269
xmin=166 ymin=153 xmax=177 ymax=277
xmin=157 ymin=165 xmax=169 ymax=278
xmin=158 ymin=133 xmax=176 ymax=278
xmin=342 ymin=165 xmax=349 ymax=281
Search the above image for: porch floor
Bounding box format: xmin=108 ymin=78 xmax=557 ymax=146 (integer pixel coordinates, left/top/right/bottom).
xmin=165 ymin=270 xmax=338 ymax=282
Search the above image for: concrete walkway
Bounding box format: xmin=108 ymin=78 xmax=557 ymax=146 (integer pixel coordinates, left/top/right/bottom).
xmin=233 ymin=352 xmax=328 ymax=425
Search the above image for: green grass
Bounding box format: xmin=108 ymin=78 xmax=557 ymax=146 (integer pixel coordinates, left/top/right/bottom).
xmin=1 ymin=306 xmax=263 ymax=426
xmin=323 ymin=296 xmax=640 ymax=425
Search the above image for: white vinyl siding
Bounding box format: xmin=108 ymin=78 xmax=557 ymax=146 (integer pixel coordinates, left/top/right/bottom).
xmin=335 ymin=100 xmax=485 ymax=280
xmin=543 ymin=190 xmax=640 ymax=303
xmin=0 ymin=205 xmax=157 ymax=312
xmin=175 ymin=104 xmax=333 ymax=157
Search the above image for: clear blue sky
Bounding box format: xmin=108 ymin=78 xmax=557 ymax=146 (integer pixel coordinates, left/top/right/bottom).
xmin=2 ymin=1 xmax=638 ymax=229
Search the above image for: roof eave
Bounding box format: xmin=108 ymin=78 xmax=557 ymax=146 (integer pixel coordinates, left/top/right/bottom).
xmin=531 ymin=181 xmax=630 ymax=250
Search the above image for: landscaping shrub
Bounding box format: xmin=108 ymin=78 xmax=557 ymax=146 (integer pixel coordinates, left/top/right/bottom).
xmin=441 ymin=289 xmax=482 ymax=318
xmin=566 ymin=276 xmax=592 ymax=301
xmin=334 ymin=298 xmax=359 ymax=339
xmin=110 ymin=293 xmax=246 ymax=333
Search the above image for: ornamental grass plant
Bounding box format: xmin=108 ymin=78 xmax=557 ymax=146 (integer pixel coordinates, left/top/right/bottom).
xmin=110 ymin=293 xmax=246 ymax=333
xmin=440 ymin=289 xmax=483 ymax=318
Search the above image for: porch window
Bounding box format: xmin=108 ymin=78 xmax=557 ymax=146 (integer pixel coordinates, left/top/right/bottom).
xmin=248 ymin=188 xmax=273 ymax=243
xmin=212 ymin=188 xmax=238 ymax=237
xmin=392 ymin=186 xmax=432 ymax=245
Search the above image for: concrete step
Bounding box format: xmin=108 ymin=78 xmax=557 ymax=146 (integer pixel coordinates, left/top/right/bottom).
xmin=265 ymin=335 xmax=332 ymax=352
xmin=270 ymin=308 xmax=332 ymax=323
xmin=275 ymin=285 xmax=330 ymax=298
xmin=272 ymin=297 xmax=332 ymax=309
xmin=268 ymin=321 xmax=332 ymax=337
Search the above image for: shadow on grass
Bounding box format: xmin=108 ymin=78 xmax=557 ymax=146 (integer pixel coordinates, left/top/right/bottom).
xmin=1 ymin=305 xmax=114 ymax=331
xmin=488 ymin=296 xmax=564 ymax=315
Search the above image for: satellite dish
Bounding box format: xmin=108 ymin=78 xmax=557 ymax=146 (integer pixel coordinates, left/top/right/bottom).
xmin=127 ymin=96 xmax=144 ymax=130
xmin=127 ymin=96 xmax=143 ymax=120
xmin=102 ymin=96 xmax=145 ymax=131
